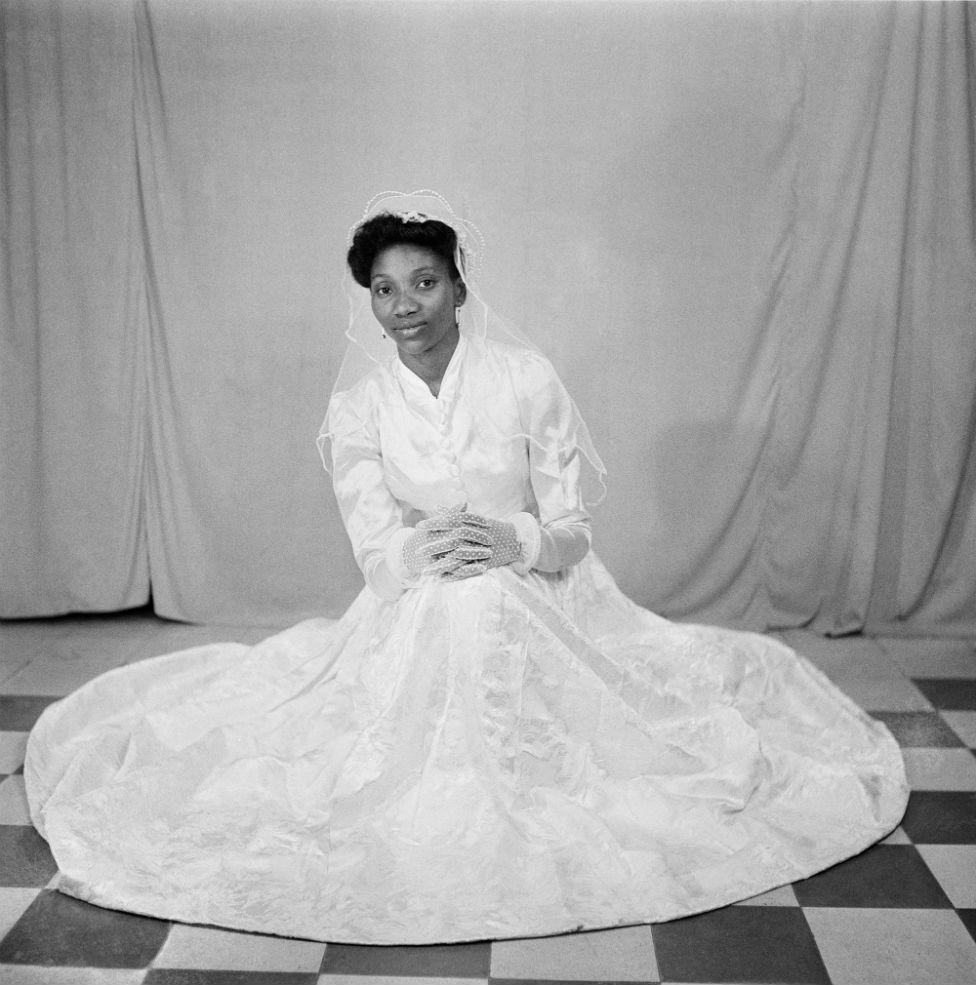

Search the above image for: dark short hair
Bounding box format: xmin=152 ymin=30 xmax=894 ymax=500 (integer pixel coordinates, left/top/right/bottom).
xmin=347 ymin=212 xmax=462 ymax=288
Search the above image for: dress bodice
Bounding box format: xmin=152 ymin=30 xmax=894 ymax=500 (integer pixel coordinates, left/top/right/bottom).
xmin=373 ymin=337 xmax=539 ymax=521
xmin=327 ymin=336 xmax=590 ymax=591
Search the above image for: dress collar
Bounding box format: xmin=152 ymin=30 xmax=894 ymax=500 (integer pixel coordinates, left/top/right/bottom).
xmin=394 ymin=334 xmax=467 ymax=404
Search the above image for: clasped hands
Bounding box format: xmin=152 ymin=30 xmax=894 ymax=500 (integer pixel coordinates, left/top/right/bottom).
xmin=402 ymin=504 xmax=522 ymax=581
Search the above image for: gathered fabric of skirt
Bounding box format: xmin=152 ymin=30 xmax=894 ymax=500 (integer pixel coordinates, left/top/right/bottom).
xmin=25 ymin=553 xmax=907 ymax=945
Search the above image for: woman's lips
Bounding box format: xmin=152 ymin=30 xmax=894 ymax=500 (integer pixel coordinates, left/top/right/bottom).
xmin=395 ymin=321 xmax=426 ymax=333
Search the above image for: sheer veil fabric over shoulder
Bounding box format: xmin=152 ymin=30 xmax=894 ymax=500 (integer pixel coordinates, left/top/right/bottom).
xmin=24 ymin=192 xmax=907 ymax=945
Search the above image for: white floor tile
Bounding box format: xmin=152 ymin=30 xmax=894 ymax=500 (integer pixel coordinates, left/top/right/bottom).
xmin=829 ymin=676 xmax=932 ymax=712
xmin=44 ymin=630 xmax=151 ymax=665
xmin=1 ymin=654 xmax=129 ymax=696
xmin=0 ymin=658 xmax=32 ymax=687
xmin=130 ymin=624 xmax=265 ymax=662
xmin=0 ymin=732 xmax=28 ymax=774
xmin=0 ymin=775 xmax=31 ymax=824
xmin=805 ymin=906 xmax=976 ymax=985
xmin=317 ymin=978 xmax=485 ymax=985
xmin=943 ymin=711 xmax=976 ymax=748
xmin=0 ymin=887 xmax=41 ymax=940
xmin=735 ymin=883 xmax=799 ymax=906
xmin=0 ymin=619 xmax=74 ymax=653
xmin=0 ymin=970 xmax=145 ymax=984
xmin=782 ymin=633 xmax=896 ymax=679
xmin=916 ymin=845 xmax=976 ymax=908
xmin=783 ymin=636 xmax=932 ymax=713
xmin=490 ymin=924 xmax=658 ymax=981
xmin=881 ymin=826 xmax=912 ymax=845
xmin=902 ymin=748 xmax=976 ymax=791
xmin=153 ymin=922 xmax=326 ymax=971
xmin=878 ymin=638 xmax=976 ymax=679
xmin=57 ymin=613 xmax=163 ymax=641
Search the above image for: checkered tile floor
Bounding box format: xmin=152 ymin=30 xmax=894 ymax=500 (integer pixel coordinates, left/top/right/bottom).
xmin=2 ymin=613 xmax=975 ymax=984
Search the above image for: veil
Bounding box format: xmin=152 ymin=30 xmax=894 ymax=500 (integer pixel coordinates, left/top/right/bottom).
xmin=317 ymin=189 xmax=607 ymax=506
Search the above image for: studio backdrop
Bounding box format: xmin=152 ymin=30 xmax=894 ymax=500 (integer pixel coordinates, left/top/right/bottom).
xmin=2 ymin=0 xmax=974 ymax=635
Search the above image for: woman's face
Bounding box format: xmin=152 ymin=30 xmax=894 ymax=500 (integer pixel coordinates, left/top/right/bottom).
xmin=369 ymin=244 xmax=465 ymax=360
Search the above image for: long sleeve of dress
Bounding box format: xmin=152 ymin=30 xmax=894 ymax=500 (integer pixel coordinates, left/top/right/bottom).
xmin=327 ymin=389 xmax=416 ymax=600
xmin=513 ymin=353 xmax=592 ymax=573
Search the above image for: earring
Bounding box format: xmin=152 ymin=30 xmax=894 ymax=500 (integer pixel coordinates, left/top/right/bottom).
xmin=454 ymin=306 xmax=460 ymax=328
xmin=382 ymin=331 xmax=387 ymax=339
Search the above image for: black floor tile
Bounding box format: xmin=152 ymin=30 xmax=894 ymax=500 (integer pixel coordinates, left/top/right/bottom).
xmin=913 ymin=679 xmax=976 ymax=711
xmin=144 ymin=972 xmax=319 ymax=985
xmin=321 ymin=940 xmax=491 ymax=977
xmin=0 ymin=695 xmax=59 ymax=731
xmin=900 ymin=791 xmax=976 ymax=844
xmin=871 ymin=711 xmax=965 ymax=747
xmin=0 ymin=825 xmax=58 ymax=887
xmin=792 ymin=844 xmax=950 ymax=907
xmin=650 ymin=905 xmax=829 ymax=983
xmin=0 ymin=888 xmax=170 ymax=967
xmin=958 ymin=909 xmax=976 ymax=945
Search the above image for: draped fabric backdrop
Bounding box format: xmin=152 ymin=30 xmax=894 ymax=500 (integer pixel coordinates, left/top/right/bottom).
xmin=2 ymin=0 xmax=974 ymax=635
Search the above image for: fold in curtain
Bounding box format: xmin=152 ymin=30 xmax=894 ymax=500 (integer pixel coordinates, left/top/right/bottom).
xmin=2 ymin=1 xmax=974 ymax=634
xmin=1 ymin=0 xmax=150 ymax=613
xmin=754 ymin=2 xmax=976 ymax=634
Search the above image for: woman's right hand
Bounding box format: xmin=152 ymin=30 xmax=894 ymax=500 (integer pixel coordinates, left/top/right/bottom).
xmin=409 ymin=504 xmax=523 ymax=580
xmin=402 ymin=505 xmax=470 ymax=576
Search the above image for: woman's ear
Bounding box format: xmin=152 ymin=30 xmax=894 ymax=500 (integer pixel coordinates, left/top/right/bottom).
xmin=454 ymin=280 xmax=467 ymax=307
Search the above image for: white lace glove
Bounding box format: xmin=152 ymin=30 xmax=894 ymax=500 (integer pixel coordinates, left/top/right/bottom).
xmin=401 ymin=504 xmax=469 ymax=577
xmin=443 ymin=511 xmax=523 ymax=580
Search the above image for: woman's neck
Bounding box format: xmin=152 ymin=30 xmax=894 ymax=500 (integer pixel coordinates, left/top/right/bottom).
xmin=398 ymin=328 xmax=460 ymax=397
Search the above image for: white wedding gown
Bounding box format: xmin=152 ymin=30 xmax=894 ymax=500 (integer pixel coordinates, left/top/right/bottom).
xmin=25 ymin=338 xmax=907 ymax=944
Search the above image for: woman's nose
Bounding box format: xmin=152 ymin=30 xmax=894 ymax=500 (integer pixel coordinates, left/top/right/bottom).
xmin=394 ymin=291 xmax=419 ymax=315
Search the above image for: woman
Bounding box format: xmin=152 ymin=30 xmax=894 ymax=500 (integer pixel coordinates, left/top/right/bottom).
xmin=25 ymin=190 xmax=907 ymax=945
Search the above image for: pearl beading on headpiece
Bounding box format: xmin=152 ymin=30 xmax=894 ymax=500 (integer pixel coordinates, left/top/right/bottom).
xmin=349 ymin=189 xmax=487 ymax=282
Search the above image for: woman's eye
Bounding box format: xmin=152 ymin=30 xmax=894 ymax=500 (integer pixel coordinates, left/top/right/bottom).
xmin=374 ymin=286 xmax=390 ymax=297
xmin=418 ymin=278 xmax=436 ymax=289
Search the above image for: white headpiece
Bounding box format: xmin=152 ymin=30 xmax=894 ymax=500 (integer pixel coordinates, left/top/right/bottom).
xmin=318 ymin=189 xmax=606 ymax=505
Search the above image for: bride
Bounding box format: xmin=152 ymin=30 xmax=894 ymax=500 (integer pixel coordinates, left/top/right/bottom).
xmin=25 ymin=190 xmax=907 ymax=945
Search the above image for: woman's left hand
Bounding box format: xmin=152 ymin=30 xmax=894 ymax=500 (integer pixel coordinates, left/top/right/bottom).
xmin=442 ymin=512 xmax=522 ymax=579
